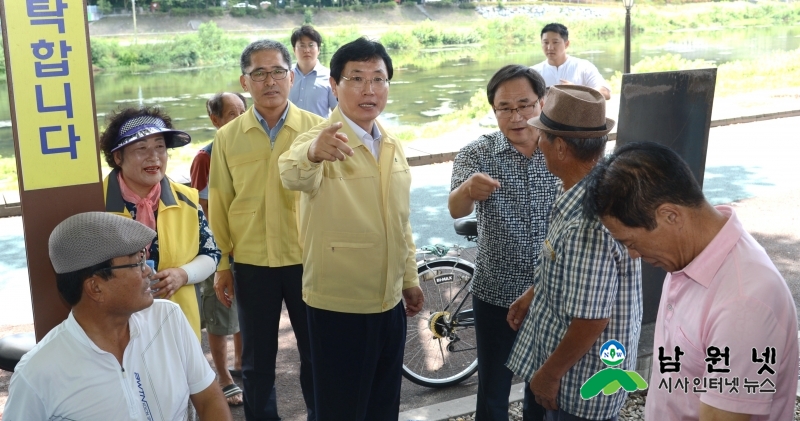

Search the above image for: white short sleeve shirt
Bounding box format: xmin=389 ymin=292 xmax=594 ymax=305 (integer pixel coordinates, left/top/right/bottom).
xmin=532 ymin=55 xmax=611 ymax=93
xmin=3 ymin=300 xmax=215 ymax=421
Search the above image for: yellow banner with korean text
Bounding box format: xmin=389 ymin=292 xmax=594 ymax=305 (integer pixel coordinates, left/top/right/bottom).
xmin=2 ymin=0 xmax=99 ymax=190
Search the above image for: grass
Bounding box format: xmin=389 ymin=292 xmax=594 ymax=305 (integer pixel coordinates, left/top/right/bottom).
xmin=607 ymin=49 xmax=800 ymax=97
xmin=4 ymin=1 xmax=795 ymax=76
xmin=716 ymin=49 xmax=800 ymax=96
xmin=89 ymin=22 xmax=251 ymax=71
xmin=0 ymin=155 xmax=18 ymax=195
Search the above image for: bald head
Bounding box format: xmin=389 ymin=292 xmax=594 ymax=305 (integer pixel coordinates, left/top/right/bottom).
xmin=207 ymin=92 xmax=247 ymax=129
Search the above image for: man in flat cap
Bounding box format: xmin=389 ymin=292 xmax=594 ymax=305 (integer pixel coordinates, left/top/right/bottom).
xmin=3 ymin=212 xmax=232 ymax=421
xmin=505 ymin=85 xmax=642 ymax=421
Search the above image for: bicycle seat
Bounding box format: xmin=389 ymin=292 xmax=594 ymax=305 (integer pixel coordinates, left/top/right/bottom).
xmin=454 ymin=217 xmax=478 ymax=237
xmin=0 ymin=332 xmax=35 ymax=372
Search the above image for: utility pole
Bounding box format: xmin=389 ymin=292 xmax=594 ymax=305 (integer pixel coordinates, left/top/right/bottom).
xmin=623 ymin=0 xmax=634 ymax=74
xmin=132 ymin=0 xmax=138 ymax=45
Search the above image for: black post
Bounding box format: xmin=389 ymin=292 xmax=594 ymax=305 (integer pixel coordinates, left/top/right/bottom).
xmin=624 ymin=7 xmax=631 ymax=74
xmin=616 ymin=69 xmax=717 ymax=323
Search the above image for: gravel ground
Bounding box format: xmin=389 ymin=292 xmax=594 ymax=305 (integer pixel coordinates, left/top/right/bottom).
xmin=447 ymin=393 xmax=800 ymax=420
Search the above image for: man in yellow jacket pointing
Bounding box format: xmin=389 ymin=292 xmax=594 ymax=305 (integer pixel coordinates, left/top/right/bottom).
xmin=279 ymin=37 xmax=424 ymax=421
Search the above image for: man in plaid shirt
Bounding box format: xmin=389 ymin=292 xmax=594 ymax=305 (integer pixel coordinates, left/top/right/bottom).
xmin=506 ymin=85 xmax=642 ymax=421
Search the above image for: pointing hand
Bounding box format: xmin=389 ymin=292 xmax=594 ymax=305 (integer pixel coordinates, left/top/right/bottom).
xmin=308 ymin=122 xmax=354 ymax=163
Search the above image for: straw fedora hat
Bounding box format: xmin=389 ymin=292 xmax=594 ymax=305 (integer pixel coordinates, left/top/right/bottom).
xmin=527 ymin=85 xmax=615 ymax=139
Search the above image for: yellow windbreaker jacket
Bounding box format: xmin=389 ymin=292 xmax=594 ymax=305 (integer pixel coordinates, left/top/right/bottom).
xmin=278 ymin=108 xmax=419 ymax=314
xmin=209 ymin=103 xmax=324 ymax=271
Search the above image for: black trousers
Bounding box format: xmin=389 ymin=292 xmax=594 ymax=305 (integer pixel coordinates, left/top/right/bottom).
xmin=306 ymin=302 xmax=406 ymax=421
xmin=473 ymin=296 xmax=546 ymax=421
xmin=233 ymin=263 xmax=315 ymax=421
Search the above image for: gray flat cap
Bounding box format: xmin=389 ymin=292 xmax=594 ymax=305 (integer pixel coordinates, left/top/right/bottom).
xmin=48 ymin=212 xmax=156 ymax=274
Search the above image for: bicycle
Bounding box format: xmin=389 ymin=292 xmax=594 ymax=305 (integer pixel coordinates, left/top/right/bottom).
xmin=402 ymin=217 xmax=479 ymax=388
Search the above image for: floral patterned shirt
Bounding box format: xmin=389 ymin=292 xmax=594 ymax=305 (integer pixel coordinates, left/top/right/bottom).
xmin=124 ymin=200 xmax=221 ymax=268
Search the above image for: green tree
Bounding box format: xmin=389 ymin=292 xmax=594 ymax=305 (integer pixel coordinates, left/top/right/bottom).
xmin=96 ymin=0 xmax=113 ymax=14
xmin=0 ymin=42 xmax=6 ymax=79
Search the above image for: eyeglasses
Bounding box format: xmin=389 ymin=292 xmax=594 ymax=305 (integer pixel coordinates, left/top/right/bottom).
xmin=96 ymin=249 xmax=148 ymax=276
xmin=494 ymin=103 xmax=539 ymax=119
xmin=245 ymin=68 xmax=289 ymax=82
xmin=340 ymin=75 xmax=389 ymax=89
xmin=296 ymin=42 xmax=318 ymax=51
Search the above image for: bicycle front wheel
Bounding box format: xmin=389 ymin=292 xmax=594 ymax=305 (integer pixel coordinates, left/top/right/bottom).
xmin=403 ymin=259 xmax=478 ymax=388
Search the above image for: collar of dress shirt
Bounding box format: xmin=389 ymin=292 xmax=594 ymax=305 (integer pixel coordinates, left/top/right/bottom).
xmin=676 ymin=205 xmax=740 ymax=288
xmin=340 ymin=112 xmax=382 ymax=144
xmin=252 ymin=102 xmax=290 ymax=133
xmin=293 ymin=61 xmax=325 ymax=77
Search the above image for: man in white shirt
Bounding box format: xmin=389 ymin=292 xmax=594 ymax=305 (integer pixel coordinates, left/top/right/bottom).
xmin=289 ymin=25 xmax=338 ymax=117
xmin=532 ymin=23 xmax=611 ymax=100
xmin=3 ymin=212 xmax=231 ymax=421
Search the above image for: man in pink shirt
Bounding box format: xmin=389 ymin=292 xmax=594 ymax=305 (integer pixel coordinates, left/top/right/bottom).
xmin=583 ymin=142 xmax=798 ymax=421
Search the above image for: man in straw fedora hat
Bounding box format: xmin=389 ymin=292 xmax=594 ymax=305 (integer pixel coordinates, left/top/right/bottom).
xmin=505 ymin=85 xmax=643 ymax=421
xmin=3 ymin=212 xmax=232 ymax=421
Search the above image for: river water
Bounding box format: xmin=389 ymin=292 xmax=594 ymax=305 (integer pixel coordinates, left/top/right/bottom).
xmin=0 ymin=25 xmax=798 ymax=155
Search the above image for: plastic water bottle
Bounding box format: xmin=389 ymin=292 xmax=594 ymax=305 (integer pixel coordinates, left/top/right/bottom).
xmin=146 ymin=260 xmax=159 ymax=294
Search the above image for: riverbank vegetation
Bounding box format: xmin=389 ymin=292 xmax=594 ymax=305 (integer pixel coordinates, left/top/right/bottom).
xmin=396 ymin=47 xmax=800 ymax=144
xmin=90 ymin=22 xmax=249 ymax=69
xmin=2 ymin=46 xmax=798 ymax=193
xmin=0 ymin=2 xmax=799 ymax=192
xmin=0 ymin=2 xmax=797 ymax=79
xmin=80 ymin=1 xmax=800 ymax=71
xmin=607 ymin=49 xmax=800 ymax=95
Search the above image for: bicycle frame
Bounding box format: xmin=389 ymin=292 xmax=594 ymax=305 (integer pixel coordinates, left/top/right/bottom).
xmin=443 ymin=274 xmax=474 ymax=328
xmin=417 ymin=255 xmax=476 ymax=328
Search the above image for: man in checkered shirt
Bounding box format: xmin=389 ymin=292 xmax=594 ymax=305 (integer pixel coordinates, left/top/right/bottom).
xmin=506 ymin=85 xmax=642 ymax=421
xmin=450 ymin=65 xmax=557 ymax=421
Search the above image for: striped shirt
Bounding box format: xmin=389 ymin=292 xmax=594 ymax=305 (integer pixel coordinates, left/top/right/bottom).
xmin=450 ymin=131 xmax=558 ymax=308
xmin=289 ymin=62 xmax=337 ymax=117
xmin=507 ymin=177 xmax=642 ymax=419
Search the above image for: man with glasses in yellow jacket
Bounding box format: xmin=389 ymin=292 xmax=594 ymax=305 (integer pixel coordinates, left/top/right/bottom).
xmin=209 ymin=39 xmax=323 ymax=421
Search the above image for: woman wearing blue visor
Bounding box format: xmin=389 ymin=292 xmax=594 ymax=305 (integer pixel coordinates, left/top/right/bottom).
xmin=99 ymin=106 xmax=221 ymax=341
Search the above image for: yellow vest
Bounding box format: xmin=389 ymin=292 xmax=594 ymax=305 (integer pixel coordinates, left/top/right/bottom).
xmin=103 ymin=170 xmax=203 ymax=341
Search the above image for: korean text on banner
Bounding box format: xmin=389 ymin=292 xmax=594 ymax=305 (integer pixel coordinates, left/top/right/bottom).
xmin=3 ymin=0 xmax=99 ymax=190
